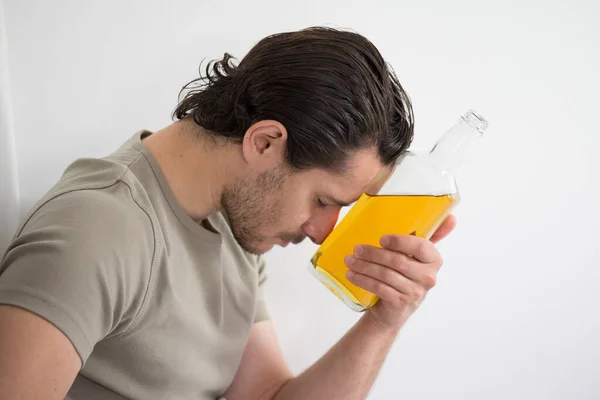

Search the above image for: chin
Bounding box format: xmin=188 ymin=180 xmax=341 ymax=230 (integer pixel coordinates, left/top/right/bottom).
xmin=259 ymin=240 xmax=287 ymax=254
xmin=239 ymin=241 xmax=274 ymax=256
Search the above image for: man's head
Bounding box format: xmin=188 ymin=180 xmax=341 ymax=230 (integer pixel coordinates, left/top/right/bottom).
xmin=174 ymin=27 xmax=414 ymax=254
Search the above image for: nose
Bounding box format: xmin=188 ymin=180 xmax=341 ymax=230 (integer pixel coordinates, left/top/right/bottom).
xmin=302 ymin=207 xmax=341 ymax=245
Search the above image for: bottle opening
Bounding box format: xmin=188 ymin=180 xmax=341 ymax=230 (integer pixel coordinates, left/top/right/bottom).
xmin=462 ymin=110 xmax=488 ymax=135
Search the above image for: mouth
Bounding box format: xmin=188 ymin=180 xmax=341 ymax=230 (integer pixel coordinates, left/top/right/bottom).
xmin=277 ymin=235 xmax=305 ymax=248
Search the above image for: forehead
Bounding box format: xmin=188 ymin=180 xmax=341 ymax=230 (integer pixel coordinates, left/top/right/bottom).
xmin=307 ymin=147 xmax=391 ymax=200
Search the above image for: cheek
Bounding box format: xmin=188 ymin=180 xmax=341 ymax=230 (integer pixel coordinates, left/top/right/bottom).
xmin=274 ymin=175 xmax=316 ymax=227
xmin=277 ymin=196 xmax=313 ymax=228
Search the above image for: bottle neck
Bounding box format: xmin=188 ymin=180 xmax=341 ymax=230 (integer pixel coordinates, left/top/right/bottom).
xmin=428 ymin=110 xmax=488 ymax=175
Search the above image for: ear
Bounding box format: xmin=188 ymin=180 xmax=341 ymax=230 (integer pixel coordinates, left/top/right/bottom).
xmin=242 ymin=120 xmax=288 ymax=168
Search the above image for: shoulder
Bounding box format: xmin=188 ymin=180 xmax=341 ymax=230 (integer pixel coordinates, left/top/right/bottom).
xmin=19 ymin=152 xmax=156 ymax=244
xmin=16 ymin=180 xmax=155 ymax=266
xmin=25 ymin=182 xmax=149 ymax=233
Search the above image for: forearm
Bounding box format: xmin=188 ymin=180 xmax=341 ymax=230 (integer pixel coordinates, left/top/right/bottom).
xmin=234 ymin=226 xmax=453 ymax=400
xmin=272 ymin=311 xmax=403 ymax=400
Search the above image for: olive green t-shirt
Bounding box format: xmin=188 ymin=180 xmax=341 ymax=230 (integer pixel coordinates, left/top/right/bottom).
xmin=0 ymin=131 xmax=269 ymax=399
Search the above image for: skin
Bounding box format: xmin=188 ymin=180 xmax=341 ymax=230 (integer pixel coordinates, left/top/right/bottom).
xmin=0 ymin=117 xmax=456 ymax=399
xmin=145 ymin=119 xmax=392 ymax=254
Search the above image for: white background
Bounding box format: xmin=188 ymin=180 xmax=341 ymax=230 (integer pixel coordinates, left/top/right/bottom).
xmin=1 ymin=0 xmax=599 ymax=399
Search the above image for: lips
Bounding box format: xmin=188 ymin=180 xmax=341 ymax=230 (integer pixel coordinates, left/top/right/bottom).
xmin=279 ymin=234 xmax=305 ymax=246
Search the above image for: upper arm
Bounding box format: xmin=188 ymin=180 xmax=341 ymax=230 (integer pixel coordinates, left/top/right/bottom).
xmin=0 ymin=188 xmax=153 ymax=361
xmin=224 ymin=321 xmax=293 ymax=400
xmin=0 ymin=187 xmax=154 ymax=395
xmin=0 ymin=305 xmax=81 ymax=399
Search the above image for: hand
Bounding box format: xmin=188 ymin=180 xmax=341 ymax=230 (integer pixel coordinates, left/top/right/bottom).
xmin=344 ymin=215 xmax=457 ymax=332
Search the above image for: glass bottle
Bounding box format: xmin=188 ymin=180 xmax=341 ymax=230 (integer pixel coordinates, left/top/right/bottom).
xmin=308 ymin=110 xmax=489 ymax=311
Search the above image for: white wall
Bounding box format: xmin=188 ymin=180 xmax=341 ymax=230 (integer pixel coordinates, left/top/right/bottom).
xmin=3 ymin=0 xmax=600 ymax=399
xmin=0 ymin=0 xmax=20 ymax=255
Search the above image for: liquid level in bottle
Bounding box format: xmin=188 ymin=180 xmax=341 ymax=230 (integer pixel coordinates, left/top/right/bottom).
xmin=310 ymin=193 xmax=458 ymax=310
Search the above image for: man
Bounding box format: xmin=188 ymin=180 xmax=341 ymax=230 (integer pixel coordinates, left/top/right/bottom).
xmin=0 ymin=27 xmax=456 ymax=399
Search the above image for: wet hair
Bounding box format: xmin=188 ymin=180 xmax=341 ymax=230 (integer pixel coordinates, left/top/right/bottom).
xmin=173 ymin=26 xmax=414 ymax=172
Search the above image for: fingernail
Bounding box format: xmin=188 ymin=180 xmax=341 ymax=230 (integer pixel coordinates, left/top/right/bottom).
xmin=346 ymin=271 xmax=355 ymax=279
xmin=354 ymin=245 xmax=364 ymax=256
xmin=345 ymin=255 xmax=356 ymax=265
xmin=381 ymin=236 xmax=390 ymax=246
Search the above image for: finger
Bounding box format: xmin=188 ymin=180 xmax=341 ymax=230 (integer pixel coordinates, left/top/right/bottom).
xmin=351 ymin=246 xmax=438 ymax=286
xmin=345 ymin=270 xmax=415 ymax=304
xmin=379 ymin=234 xmax=440 ymax=264
xmin=345 ymin=254 xmax=424 ymax=293
xmin=429 ymin=215 xmax=457 ymax=244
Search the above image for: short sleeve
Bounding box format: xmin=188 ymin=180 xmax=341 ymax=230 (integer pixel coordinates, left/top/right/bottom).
xmin=0 ymin=186 xmax=154 ymax=364
xmin=253 ymin=255 xmax=270 ymax=323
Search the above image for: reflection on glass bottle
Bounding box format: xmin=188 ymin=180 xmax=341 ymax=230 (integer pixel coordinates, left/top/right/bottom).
xmin=308 ymin=110 xmax=489 ymax=311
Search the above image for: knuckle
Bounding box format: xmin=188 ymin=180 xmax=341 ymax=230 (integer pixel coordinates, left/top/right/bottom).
xmin=415 ymin=240 xmax=431 ymax=261
xmin=397 ymin=293 xmax=410 ymax=307
xmin=422 ymin=273 xmax=437 ymax=289
xmin=381 ymin=268 xmax=398 ymax=285
xmin=436 ymin=255 xmax=444 ymax=269
xmin=391 ymin=254 xmax=408 ymax=272
xmin=374 ymin=281 xmax=387 ymax=295
xmin=411 ymin=286 xmax=425 ymax=303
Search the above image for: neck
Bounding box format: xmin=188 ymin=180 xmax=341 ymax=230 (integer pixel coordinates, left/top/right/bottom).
xmin=143 ymin=119 xmax=241 ymax=222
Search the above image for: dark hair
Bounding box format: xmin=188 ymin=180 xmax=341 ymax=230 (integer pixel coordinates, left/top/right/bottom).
xmin=173 ymin=26 xmax=414 ymax=171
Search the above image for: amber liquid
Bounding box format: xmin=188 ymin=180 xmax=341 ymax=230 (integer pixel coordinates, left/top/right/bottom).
xmin=310 ymin=193 xmax=458 ymax=310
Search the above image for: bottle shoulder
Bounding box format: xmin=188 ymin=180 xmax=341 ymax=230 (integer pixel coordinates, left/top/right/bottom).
xmin=377 ymin=152 xmax=459 ymax=196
